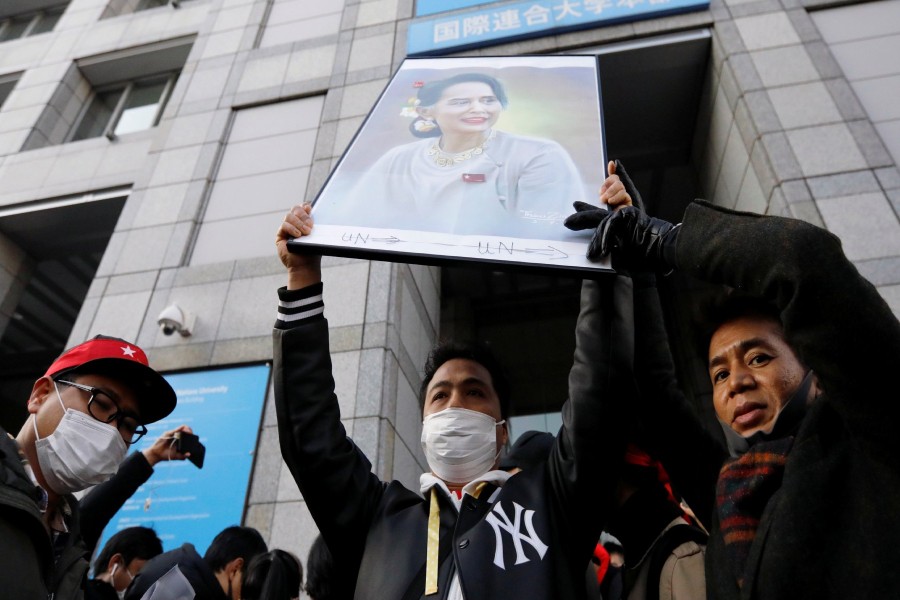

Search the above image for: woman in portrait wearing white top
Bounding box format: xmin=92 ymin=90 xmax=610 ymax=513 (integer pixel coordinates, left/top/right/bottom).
xmin=322 ymin=72 xmax=588 ymax=239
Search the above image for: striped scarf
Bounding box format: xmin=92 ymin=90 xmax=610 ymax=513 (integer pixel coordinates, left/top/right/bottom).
xmin=716 ymin=436 xmax=793 ymax=587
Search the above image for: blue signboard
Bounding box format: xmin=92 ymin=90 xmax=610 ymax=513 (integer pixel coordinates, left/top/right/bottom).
xmin=417 ymin=0 xmax=494 ymax=16
xmin=408 ymin=0 xmax=709 ymax=55
xmin=93 ymin=364 xmax=270 ymax=558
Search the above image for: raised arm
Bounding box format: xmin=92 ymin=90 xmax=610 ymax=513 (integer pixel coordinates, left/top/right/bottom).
xmin=273 ymin=205 xmax=385 ymax=584
xmin=583 ymin=173 xmax=900 ymax=457
xmin=79 ymin=425 xmax=193 ymax=554
xmin=630 ymin=275 xmax=727 ymax=526
xmin=565 ymin=163 xmax=728 ymax=526
xmin=545 ymin=274 xmax=634 ymax=559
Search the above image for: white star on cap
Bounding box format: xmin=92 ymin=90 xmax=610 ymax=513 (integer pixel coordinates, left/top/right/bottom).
xmin=121 ymin=345 xmax=137 ymax=357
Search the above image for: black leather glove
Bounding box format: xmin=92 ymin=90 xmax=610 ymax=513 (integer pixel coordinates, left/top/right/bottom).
xmin=564 ymin=201 xmax=610 ymax=259
xmin=565 ymin=159 xmax=642 ymax=259
xmin=565 ymin=160 xmax=679 ymax=271
xmin=596 ymin=207 xmax=679 ymax=271
xmin=614 ymin=159 xmax=644 ymax=210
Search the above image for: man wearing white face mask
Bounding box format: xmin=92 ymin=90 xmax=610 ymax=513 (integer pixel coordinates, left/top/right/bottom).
xmin=87 ymin=526 xmax=163 ymax=600
xmin=274 ymin=201 xmax=633 ymax=600
xmin=0 ymin=334 xmax=177 ymax=600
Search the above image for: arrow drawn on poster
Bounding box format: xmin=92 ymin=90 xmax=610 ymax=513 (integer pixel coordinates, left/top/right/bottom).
xmin=342 ymin=232 xmax=569 ymax=260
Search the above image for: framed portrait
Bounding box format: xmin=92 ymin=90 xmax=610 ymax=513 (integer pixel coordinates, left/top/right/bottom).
xmin=289 ymin=55 xmax=612 ymax=275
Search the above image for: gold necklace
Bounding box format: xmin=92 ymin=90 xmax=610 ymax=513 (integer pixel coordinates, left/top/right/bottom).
xmin=428 ymin=131 xmax=495 ymax=167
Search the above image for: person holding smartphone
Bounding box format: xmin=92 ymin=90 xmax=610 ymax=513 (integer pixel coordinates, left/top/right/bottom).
xmin=0 ymin=335 xmax=177 ymax=600
xmin=79 ymin=424 xmax=197 ymax=556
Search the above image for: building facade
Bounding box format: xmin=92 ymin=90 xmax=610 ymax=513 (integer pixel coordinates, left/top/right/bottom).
xmin=0 ymin=0 xmax=898 ymax=567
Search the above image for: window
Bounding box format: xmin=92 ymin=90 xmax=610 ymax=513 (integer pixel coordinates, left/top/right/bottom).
xmin=0 ymin=5 xmax=65 ymax=42
xmin=19 ymin=37 xmax=191 ymax=150
xmin=136 ymin=0 xmax=168 ymax=9
xmin=70 ymin=72 xmax=177 ymax=141
xmin=0 ymin=73 xmax=18 ymax=109
xmin=100 ymin=0 xmax=193 ymax=19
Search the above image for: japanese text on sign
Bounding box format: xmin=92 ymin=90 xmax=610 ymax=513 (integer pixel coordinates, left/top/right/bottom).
xmin=408 ymin=0 xmax=708 ymax=54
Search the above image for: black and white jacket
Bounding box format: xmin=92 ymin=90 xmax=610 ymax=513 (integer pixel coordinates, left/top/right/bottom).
xmin=273 ymin=276 xmax=633 ymax=600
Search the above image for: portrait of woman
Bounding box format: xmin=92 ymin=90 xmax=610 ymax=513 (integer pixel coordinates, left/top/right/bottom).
xmin=317 ymin=71 xmax=591 ymax=239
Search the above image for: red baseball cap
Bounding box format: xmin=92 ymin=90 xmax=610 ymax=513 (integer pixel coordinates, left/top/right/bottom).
xmin=44 ymin=335 xmax=176 ymax=424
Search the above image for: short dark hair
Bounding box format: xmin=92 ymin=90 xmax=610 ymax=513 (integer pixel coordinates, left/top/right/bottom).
xmin=93 ymin=527 xmax=163 ymax=575
xmin=699 ymin=292 xmax=784 ymax=356
xmin=241 ymin=549 xmax=303 ymax=600
xmin=410 ymin=73 xmax=508 ymax=139
xmin=419 ymin=341 xmax=510 ymax=419
xmin=305 ymin=535 xmax=338 ymax=600
xmin=203 ymin=526 xmax=267 ymax=576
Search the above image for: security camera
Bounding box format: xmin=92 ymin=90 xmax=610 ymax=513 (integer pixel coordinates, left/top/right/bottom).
xmin=157 ymin=304 xmax=195 ymax=337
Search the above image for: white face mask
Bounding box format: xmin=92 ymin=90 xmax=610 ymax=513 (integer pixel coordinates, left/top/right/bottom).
xmin=33 ymin=381 xmax=128 ymax=495
xmin=110 ymin=563 xmax=135 ymax=599
xmin=421 ymin=407 xmax=505 ymax=484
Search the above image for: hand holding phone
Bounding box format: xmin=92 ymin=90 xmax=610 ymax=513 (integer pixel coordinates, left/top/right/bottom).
xmin=174 ymin=431 xmax=206 ymax=469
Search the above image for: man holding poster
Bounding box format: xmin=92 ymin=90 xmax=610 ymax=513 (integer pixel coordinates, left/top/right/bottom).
xmin=273 ymin=169 xmax=634 ymax=600
xmin=568 ymin=162 xmax=900 ymax=599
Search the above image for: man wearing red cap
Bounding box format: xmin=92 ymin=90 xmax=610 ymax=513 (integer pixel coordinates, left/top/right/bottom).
xmin=0 ymin=334 xmax=177 ymax=600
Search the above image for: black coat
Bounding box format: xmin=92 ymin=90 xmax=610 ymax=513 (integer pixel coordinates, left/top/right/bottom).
xmin=274 ymin=277 xmax=634 ymax=600
xmin=633 ymin=201 xmax=900 ymax=599
xmin=85 ymin=579 xmax=118 ymax=600
xmin=0 ymin=427 xmax=89 ymax=600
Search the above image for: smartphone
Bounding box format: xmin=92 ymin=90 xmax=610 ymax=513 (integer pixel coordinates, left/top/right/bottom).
xmin=175 ymin=431 xmax=206 ymax=469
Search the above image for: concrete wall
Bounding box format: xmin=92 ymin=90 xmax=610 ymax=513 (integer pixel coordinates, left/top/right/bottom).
xmin=812 ymin=0 xmax=900 ymax=312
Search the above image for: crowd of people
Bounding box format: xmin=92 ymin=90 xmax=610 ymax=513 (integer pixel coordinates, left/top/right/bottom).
xmin=0 ymin=156 xmax=897 ymax=599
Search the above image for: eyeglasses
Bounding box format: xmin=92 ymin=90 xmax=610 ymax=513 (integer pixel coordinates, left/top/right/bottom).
xmin=56 ymin=379 xmax=148 ymax=445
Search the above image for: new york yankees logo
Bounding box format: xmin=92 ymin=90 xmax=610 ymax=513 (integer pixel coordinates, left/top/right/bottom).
xmin=484 ymin=500 xmax=548 ymax=569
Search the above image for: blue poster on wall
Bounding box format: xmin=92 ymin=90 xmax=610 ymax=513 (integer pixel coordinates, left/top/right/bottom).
xmin=93 ymin=364 xmax=270 ymax=558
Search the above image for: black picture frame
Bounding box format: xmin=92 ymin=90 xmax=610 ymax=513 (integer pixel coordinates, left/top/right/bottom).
xmin=289 ymin=55 xmax=611 ymax=276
